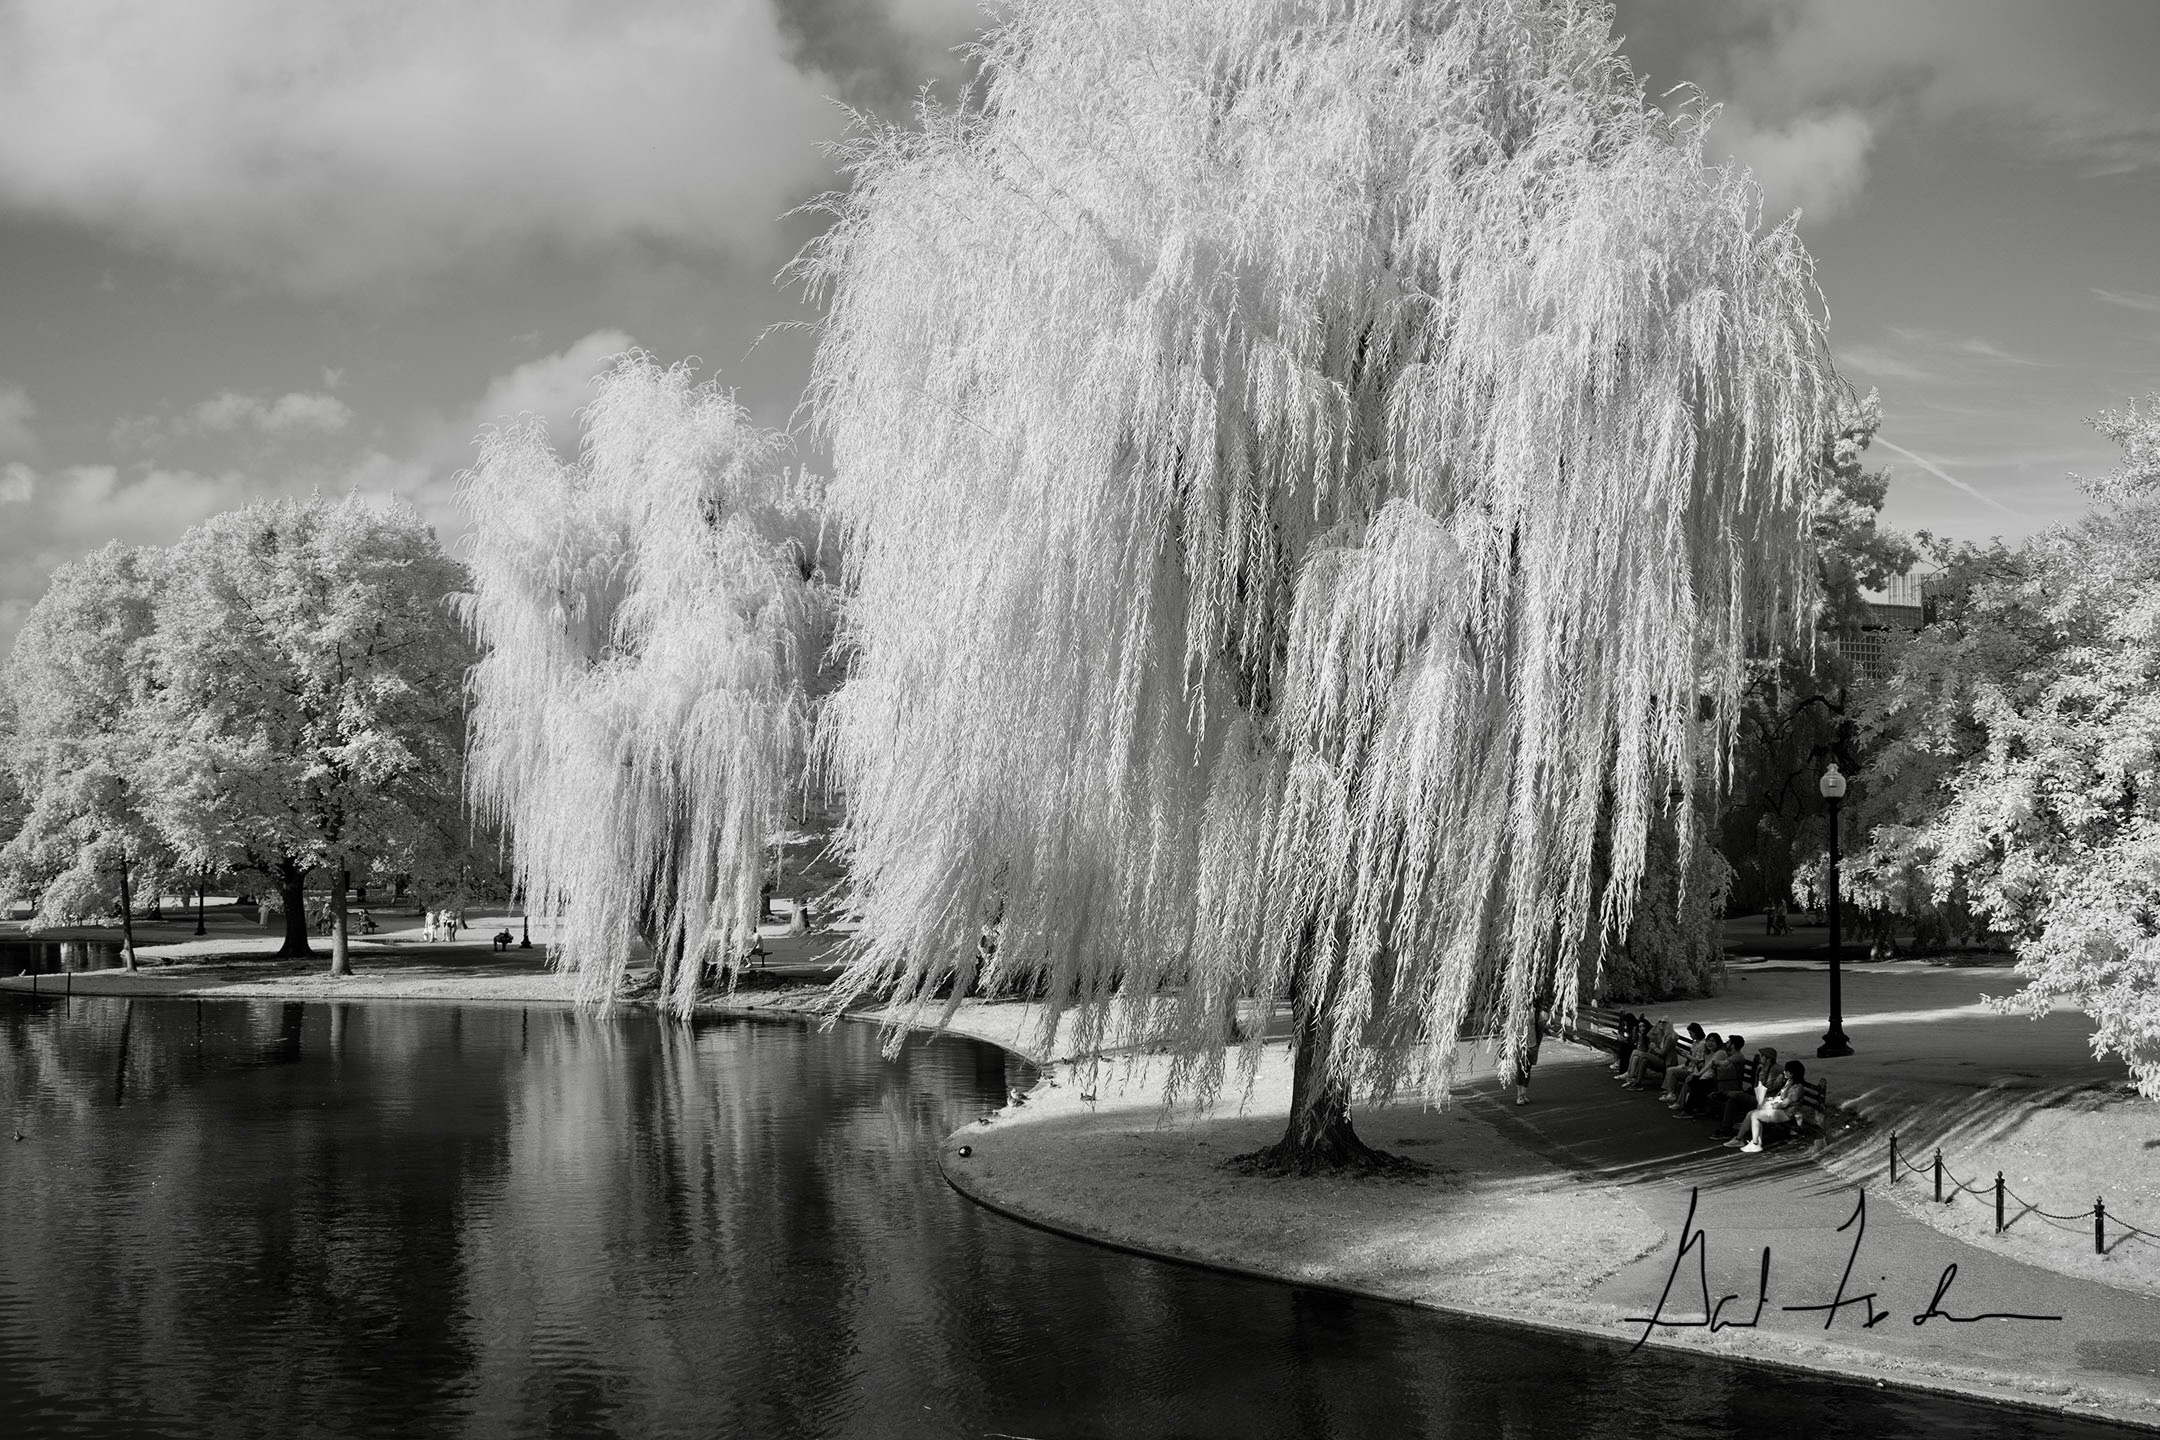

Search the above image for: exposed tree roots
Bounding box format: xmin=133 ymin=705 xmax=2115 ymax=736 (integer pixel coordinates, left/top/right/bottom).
xmin=1226 ymin=1117 xmax=1425 ymax=1178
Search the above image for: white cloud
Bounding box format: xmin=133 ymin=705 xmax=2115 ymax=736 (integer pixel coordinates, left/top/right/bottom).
xmin=1883 ymin=325 xmax=2052 ymax=369
xmin=2093 ymin=287 xmax=2160 ymax=316
xmin=464 ymin=328 xmax=639 ymax=453
xmin=369 ymin=328 xmax=646 ymax=555
xmin=192 ymin=389 xmax=353 ymax=435
xmin=0 ymin=383 xmax=37 ymax=458
xmin=1633 ymin=0 xmax=2160 ymax=215
xmin=1839 ymin=326 xmax=2055 ymax=392
xmin=106 ymin=413 xmax=166 ymax=451
xmin=1712 ymin=105 xmax=1873 ymax=223
xmin=108 ymin=388 xmax=355 ymax=450
xmin=0 ymin=0 xmax=865 ymax=294
xmin=1836 ymin=343 xmax=1932 ymax=385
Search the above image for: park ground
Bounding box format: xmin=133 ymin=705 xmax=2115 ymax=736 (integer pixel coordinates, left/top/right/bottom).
xmin=5 ymin=904 xmax=2159 ymax=1428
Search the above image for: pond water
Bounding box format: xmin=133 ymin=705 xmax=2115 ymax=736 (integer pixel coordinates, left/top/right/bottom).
xmin=0 ymin=995 xmax=2140 ymax=1439
xmin=0 ymin=938 xmax=126 ymax=975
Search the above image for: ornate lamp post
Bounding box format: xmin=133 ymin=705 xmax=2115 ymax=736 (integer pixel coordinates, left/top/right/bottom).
xmin=1817 ymin=761 xmax=1853 ymax=1058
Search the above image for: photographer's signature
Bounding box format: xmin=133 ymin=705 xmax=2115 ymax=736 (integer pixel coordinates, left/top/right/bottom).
xmin=1626 ymin=1188 xmax=2062 ymax=1353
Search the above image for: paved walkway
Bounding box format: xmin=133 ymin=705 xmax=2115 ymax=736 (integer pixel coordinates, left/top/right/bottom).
xmin=1464 ymin=1042 xmax=2160 ymax=1414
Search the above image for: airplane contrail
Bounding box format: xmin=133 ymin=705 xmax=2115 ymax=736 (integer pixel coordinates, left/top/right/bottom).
xmin=1873 ymin=438 xmax=2023 ymax=517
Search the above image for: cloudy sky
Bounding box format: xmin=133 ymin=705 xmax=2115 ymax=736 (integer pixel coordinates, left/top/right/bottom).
xmin=1 ymin=0 xmax=2154 ymax=655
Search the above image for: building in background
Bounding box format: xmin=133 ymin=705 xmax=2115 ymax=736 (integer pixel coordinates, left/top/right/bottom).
xmin=1828 ymin=571 xmax=1934 ymax=682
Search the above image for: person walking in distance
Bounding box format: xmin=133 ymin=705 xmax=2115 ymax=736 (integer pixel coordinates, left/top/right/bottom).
xmin=1515 ymin=992 xmax=1552 ymax=1106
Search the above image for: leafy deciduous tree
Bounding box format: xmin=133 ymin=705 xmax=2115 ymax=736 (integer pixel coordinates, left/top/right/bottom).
xmin=1856 ymin=398 xmax=2160 ymax=1092
xmin=0 ymin=543 xmax=173 ymax=968
xmin=151 ymin=495 xmax=474 ymax=973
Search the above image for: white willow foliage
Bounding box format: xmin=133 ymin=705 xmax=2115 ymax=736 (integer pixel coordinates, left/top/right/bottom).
xmin=460 ymin=356 xmax=825 ymax=1014
xmin=804 ymin=0 xmax=1842 ymax=1111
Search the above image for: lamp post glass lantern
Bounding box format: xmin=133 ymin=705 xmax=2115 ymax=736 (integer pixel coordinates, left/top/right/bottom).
xmin=1817 ymin=762 xmax=1853 ymax=1058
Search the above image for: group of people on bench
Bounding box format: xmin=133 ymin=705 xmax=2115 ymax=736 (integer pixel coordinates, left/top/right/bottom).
xmin=1612 ymin=1018 xmax=1814 ymax=1154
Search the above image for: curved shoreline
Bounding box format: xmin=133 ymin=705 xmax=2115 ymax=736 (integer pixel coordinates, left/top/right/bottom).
xmin=935 ymin=1140 xmax=2134 ymax=1431
xmin=932 ymin=1115 xmax=2152 ymax=1434
xmin=924 ymin=1026 xmax=2160 ymax=1433
xmin=10 ymin=957 xmax=2157 ymax=1432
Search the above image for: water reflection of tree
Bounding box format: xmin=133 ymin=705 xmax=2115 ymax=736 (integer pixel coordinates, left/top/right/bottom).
xmin=0 ymin=999 xmax=522 ymax=1435
xmin=4 ymin=997 xmax=326 ymax=1124
xmin=438 ymin=1015 xmax=1003 ymax=1433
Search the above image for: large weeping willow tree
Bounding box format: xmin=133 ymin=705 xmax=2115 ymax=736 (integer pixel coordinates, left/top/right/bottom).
xmin=802 ymin=0 xmax=1845 ymax=1169
xmin=461 ymin=355 xmax=827 ymax=1013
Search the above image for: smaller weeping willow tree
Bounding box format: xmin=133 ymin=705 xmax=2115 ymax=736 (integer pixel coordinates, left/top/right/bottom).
xmin=460 ymin=354 xmax=828 ymax=1013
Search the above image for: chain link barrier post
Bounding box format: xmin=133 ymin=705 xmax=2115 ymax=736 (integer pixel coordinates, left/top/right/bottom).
xmin=1907 ymin=1144 xmax=2158 ymax=1260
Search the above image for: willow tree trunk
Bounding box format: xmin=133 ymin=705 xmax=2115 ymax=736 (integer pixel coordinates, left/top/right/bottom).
xmin=1234 ymin=925 xmax=1396 ymax=1175
xmin=328 ymin=864 xmax=352 ymax=977
xmin=114 ymin=854 xmax=139 ymax=972
xmin=274 ymin=861 xmax=315 ymax=959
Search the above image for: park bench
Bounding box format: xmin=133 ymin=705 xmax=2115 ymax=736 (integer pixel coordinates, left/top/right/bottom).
xmin=1600 ymin=1017 xmax=1843 ymax=1149
xmin=1761 ymin=1076 xmax=1832 ymax=1146
xmin=1632 ymin=1042 xmax=1836 ymax=1142
xmin=1564 ymin=1004 xmax=1639 ymax=1062
xmin=1726 ymin=1057 xmax=1828 ymax=1121
xmin=1708 ymin=1064 xmax=1833 ymax=1147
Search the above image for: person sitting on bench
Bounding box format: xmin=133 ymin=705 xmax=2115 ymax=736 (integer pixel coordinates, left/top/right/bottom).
xmin=1658 ymin=1026 xmax=1715 ymax=1102
xmin=1728 ymin=1060 xmax=1808 ymax=1152
xmin=1617 ymin=1018 xmax=1662 ymax=1085
xmin=1621 ymin=1020 xmax=1682 ymax=1088
xmin=1604 ymin=1014 xmax=1646 ymax=1073
xmin=1679 ymin=1034 xmax=1745 ymax=1115
xmin=1712 ymin=1047 xmax=1779 ymax=1138
xmin=492 ymin=929 xmax=514 ymax=952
